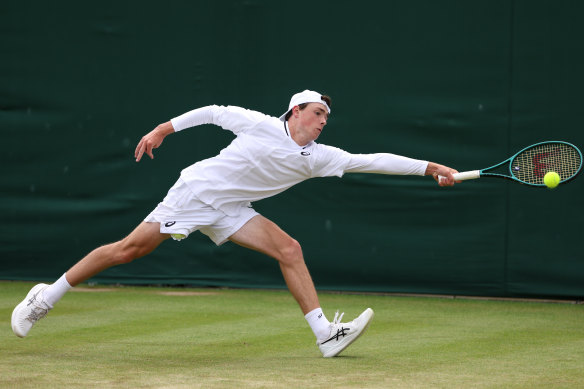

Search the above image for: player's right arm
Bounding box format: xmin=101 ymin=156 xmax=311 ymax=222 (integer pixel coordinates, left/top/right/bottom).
xmin=170 ymin=105 xmax=267 ymax=134
xmin=134 ymin=121 xmax=175 ymax=162
xmin=135 ymin=105 xmax=267 ymax=162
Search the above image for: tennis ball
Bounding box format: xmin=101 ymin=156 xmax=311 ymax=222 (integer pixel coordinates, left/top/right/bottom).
xmin=543 ymin=171 xmax=560 ymax=189
xmin=171 ymin=233 xmax=186 ymax=240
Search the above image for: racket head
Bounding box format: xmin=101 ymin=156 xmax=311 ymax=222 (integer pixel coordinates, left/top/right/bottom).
xmin=509 ymin=141 xmax=582 ymax=186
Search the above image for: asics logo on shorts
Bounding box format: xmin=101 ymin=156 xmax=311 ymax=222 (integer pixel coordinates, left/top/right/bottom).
xmin=165 ymin=221 xmax=176 ymax=227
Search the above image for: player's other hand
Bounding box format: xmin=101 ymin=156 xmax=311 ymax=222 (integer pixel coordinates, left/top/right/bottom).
xmin=135 ymin=121 xmax=175 ymax=162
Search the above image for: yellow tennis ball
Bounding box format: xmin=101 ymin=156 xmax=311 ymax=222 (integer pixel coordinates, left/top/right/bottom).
xmin=171 ymin=233 xmax=186 ymax=240
xmin=543 ymin=171 xmax=560 ymax=189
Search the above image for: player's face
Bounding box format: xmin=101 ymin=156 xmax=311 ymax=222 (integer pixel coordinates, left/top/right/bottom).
xmin=297 ymin=103 xmax=329 ymax=141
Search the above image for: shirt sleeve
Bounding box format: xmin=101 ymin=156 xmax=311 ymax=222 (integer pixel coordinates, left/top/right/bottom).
xmin=312 ymin=145 xmax=353 ymax=178
xmin=170 ymin=105 xmax=268 ymax=134
xmin=312 ymin=145 xmax=428 ymax=178
xmin=344 ymin=153 xmax=428 ymax=176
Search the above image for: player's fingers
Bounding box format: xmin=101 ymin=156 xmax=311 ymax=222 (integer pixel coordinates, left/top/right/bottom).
xmin=438 ymin=171 xmax=455 ymax=186
xmin=146 ymin=143 xmax=155 ymax=159
xmin=134 ymin=139 xmax=143 ymax=158
xmin=439 ymin=177 xmax=451 ymax=187
xmin=135 ymin=142 xmax=146 ymax=162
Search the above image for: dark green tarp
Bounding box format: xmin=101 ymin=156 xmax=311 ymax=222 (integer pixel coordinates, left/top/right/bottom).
xmin=2 ymin=0 xmax=583 ymax=298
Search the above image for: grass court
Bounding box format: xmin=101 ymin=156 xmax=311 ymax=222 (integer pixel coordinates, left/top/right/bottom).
xmin=2 ymin=282 xmax=583 ymax=388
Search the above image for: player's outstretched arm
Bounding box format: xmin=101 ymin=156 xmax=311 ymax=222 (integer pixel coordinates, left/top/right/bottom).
xmin=135 ymin=121 xmax=175 ymax=162
xmin=425 ymin=162 xmax=459 ymax=187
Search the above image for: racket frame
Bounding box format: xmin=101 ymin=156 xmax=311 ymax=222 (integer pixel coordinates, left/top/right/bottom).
xmin=450 ymin=140 xmax=582 ymax=187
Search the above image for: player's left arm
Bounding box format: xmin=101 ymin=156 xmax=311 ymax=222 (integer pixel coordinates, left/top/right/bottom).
xmin=424 ymin=162 xmax=459 ymax=187
xmin=344 ymin=153 xmax=458 ymax=187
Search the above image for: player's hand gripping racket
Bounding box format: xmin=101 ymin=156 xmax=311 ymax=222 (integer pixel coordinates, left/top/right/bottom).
xmin=439 ymin=141 xmax=582 ymax=187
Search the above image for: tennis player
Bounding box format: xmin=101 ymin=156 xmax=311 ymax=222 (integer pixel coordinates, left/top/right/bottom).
xmin=12 ymin=90 xmax=458 ymax=357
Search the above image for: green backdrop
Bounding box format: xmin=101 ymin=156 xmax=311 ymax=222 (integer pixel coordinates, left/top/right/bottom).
xmin=2 ymin=0 xmax=583 ymax=298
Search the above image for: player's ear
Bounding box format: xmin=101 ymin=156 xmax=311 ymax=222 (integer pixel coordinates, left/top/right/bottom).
xmin=292 ymin=106 xmax=300 ymax=118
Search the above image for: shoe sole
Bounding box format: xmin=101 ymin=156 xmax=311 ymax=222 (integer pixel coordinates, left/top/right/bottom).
xmin=11 ymin=284 xmax=48 ymax=338
xmin=323 ymin=308 xmax=374 ymax=358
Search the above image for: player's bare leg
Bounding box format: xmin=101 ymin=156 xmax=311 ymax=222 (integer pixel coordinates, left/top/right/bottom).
xmin=66 ymin=222 xmax=169 ymax=286
xmin=228 ymin=215 xmax=319 ymax=314
xmin=228 ymin=215 xmax=374 ymax=357
xmin=12 ymin=222 xmax=169 ymax=337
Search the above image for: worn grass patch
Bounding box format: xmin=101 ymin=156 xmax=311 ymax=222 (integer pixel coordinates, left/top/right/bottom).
xmin=1 ymin=282 xmax=583 ymax=388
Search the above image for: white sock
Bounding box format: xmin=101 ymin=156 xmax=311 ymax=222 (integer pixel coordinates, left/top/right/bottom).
xmin=305 ymin=307 xmax=331 ymax=342
xmin=41 ymin=273 xmax=72 ymax=308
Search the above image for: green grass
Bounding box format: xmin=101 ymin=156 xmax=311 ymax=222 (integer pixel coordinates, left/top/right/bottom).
xmin=1 ymin=282 xmax=583 ymax=388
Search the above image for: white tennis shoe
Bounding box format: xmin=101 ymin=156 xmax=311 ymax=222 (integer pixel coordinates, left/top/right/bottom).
xmin=11 ymin=283 xmax=52 ymax=338
xmin=318 ymin=308 xmax=374 ymax=357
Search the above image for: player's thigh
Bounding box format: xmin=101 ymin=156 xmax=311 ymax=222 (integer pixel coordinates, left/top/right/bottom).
xmin=228 ymin=215 xmax=300 ymax=260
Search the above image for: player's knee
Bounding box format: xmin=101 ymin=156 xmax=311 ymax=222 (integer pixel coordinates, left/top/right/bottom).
xmin=112 ymin=249 xmax=136 ymax=265
xmin=277 ymin=238 xmax=304 ymax=266
xmin=112 ymin=241 xmax=148 ymax=265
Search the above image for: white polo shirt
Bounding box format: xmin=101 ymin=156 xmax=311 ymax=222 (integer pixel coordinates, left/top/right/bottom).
xmin=171 ymin=105 xmax=428 ymax=216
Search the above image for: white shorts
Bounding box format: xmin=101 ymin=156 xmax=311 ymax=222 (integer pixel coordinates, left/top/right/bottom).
xmin=144 ymin=178 xmax=259 ymax=245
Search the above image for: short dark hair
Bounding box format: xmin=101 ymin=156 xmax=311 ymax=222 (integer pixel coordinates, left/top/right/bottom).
xmin=284 ymin=95 xmax=331 ymax=121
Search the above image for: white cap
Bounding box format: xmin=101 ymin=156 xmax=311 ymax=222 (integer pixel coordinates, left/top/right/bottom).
xmin=279 ymin=90 xmax=331 ymax=121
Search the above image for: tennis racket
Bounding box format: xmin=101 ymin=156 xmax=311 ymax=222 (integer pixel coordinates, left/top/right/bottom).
xmin=440 ymin=141 xmax=582 ymax=187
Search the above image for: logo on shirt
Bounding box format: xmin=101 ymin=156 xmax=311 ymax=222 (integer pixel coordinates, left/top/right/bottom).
xmin=165 ymin=221 xmax=176 ymax=227
xmin=301 ymin=151 xmax=311 ymax=156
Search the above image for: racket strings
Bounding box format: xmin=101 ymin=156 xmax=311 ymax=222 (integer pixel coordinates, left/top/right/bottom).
xmin=512 ymin=143 xmax=582 ymax=184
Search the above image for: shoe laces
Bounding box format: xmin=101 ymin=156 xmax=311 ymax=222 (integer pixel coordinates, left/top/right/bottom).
xmin=331 ymin=310 xmax=345 ymax=325
xmin=319 ymin=311 xmax=350 ymax=344
xmin=26 ymin=294 xmax=49 ymax=323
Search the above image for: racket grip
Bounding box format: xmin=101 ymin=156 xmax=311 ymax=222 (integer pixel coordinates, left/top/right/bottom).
xmin=438 ymin=170 xmax=480 ymax=182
